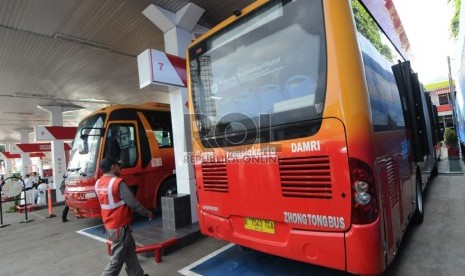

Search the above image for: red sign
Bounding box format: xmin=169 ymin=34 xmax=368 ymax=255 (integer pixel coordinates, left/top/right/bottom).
xmin=35 ymin=126 xmax=77 ymax=141
xmin=1 ymin=152 xmax=45 ymax=159
xmin=2 ymin=152 xmax=20 ymax=159
xmin=15 ymin=143 xmax=72 ymax=153
xmin=437 ymin=105 xmax=452 ymax=113
xmin=46 ymin=126 xmax=76 ymax=139
xmin=138 ymin=49 xmax=187 ymax=89
xmin=166 ymin=52 xmax=187 ymax=86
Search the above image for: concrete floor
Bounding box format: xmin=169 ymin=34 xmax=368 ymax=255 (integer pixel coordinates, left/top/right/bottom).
xmin=383 ymin=174 xmax=465 ymax=276
xmin=0 ymin=172 xmax=464 ymax=276
xmin=437 ymin=145 xmax=464 ymax=173
xmin=0 ymin=206 xmax=227 ymax=276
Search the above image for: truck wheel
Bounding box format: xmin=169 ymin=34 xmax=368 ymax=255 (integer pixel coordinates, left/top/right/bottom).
xmin=157 ymin=177 xmax=177 ymax=210
xmin=413 ymin=177 xmax=424 ymax=224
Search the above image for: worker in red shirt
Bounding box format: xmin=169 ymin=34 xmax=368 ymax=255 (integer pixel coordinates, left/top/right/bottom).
xmin=95 ymin=157 xmax=153 ymax=276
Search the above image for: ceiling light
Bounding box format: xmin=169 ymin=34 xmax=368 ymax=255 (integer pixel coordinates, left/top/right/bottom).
xmin=54 ymin=34 xmax=113 ymax=51
xmin=79 ymin=98 xmax=109 ymax=103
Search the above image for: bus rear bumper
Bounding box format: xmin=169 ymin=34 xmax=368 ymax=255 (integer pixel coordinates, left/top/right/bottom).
xmin=345 ymin=220 xmax=385 ymax=275
xmin=200 ymin=211 xmax=346 ymax=272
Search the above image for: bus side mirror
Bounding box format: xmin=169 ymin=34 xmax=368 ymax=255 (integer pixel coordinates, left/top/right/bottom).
xmin=78 ymin=137 xmax=89 ymax=154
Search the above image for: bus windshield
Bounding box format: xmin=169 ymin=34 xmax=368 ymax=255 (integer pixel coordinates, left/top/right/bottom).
xmin=68 ymin=113 xmax=106 ymax=176
xmin=189 ymin=0 xmax=327 ymax=147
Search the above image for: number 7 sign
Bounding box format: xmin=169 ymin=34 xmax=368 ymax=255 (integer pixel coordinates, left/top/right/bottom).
xmin=137 ymin=49 xmax=186 ymax=89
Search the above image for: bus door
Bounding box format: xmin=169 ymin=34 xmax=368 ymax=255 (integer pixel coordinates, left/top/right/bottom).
xmin=392 ymin=61 xmax=427 ymax=231
xmin=103 ymin=122 xmax=141 ymax=192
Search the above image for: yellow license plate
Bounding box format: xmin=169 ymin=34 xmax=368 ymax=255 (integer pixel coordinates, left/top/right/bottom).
xmin=244 ymin=217 xmax=275 ymax=234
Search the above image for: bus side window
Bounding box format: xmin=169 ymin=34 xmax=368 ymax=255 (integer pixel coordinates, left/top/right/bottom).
xmin=120 ymin=125 xmax=137 ymax=168
xmin=142 ymin=111 xmax=173 ymax=148
xmin=154 ymin=129 xmax=172 ymax=147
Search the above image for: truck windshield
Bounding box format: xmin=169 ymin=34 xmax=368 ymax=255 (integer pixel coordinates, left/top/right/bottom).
xmin=189 ymin=0 xmax=327 ymax=147
xmin=68 ymin=114 xmax=106 ymax=177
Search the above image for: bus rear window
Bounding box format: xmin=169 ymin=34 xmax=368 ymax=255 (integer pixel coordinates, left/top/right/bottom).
xmin=189 ymin=0 xmax=327 ymax=147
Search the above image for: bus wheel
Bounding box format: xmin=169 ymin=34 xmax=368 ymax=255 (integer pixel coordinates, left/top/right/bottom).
xmin=157 ymin=178 xmax=177 ymax=209
xmin=413 ymin=177 xmax=424 ymax=224
xmin=239 ymin=245 xmax=252 ymax=252
xmin=431 ymin=164 xmax=438 ymax=177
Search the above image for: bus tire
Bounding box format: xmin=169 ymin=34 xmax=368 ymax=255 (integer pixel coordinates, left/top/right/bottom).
xmin=239 ymin=245 xmax=252 ymax=252
xmin=413 ymin=177 xmax=424 ymax=224
xmin=157 ymin=177 xmax=177 ymax=210
xmin=431 ymin=164 xmax=438 ymax=177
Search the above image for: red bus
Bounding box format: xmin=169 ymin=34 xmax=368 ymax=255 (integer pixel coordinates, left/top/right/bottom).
xmin=187 ymin=0 xmax=437 ymax=274
xmin=65 ymin=103 xmax=176 ymax=218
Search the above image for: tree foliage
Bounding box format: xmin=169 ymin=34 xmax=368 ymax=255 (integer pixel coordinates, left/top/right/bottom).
xmin=445 ymin=128 xmax=458 ymax=147
xmin=449 ymin=0 xmax=461 ymax=39
xmin=351 ymin=0 xmax=393 ymax=61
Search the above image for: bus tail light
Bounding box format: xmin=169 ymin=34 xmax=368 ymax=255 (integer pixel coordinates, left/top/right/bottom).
xmin=349 ymin=158 xmax=378 ymax=224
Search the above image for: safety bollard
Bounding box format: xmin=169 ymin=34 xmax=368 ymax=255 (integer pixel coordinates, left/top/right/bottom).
xmin=107 ymin=238 xmax=178 ymax=263
xmin=46 ymin=187 xmax=56 ymax=218
xmin=0 ymin=186 xmax=10 ymax=228
xmin=19 ymin=189 xmax=33 ymax=223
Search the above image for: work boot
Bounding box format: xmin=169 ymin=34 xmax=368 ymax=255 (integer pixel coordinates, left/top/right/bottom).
xmin=62 ymin=218 xmax=69 ymax=222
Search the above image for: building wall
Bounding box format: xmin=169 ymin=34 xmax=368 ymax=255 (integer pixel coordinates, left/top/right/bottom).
xmin=425 ymin=86 xmax=454 ymax=131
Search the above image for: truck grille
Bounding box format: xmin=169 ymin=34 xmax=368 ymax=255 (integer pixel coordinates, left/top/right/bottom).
xmin=201 ymin=162 xmax=228 ymax=193
xmin=279 ymin=156 xmax=332 ymax=199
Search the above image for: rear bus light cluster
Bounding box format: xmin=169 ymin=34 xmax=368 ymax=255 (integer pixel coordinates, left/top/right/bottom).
xmin=350 ymin=158 xmax=379 ymax=224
